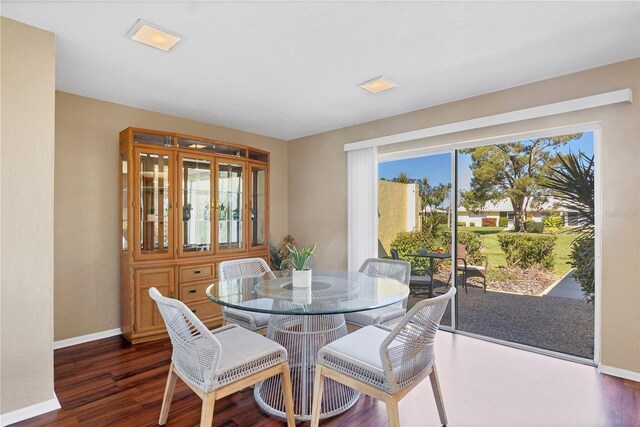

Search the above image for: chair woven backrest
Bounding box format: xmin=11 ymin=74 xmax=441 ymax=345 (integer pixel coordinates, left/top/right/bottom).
xmin=218 ymin=258 xmax=275 ymax=280
xmin=359 ymin=258 xmax=411 ymax=286
xmin=149 ymin=287 xmax=222 ymax=392
xmin=379 ymin=287 xmax=456 ymax=393
xmin=447 ymin=243 xmax=466 ymax=259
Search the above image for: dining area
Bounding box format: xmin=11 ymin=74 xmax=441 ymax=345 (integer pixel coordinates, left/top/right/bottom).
xmin=149 ymin=250 xmax=455 ymax=427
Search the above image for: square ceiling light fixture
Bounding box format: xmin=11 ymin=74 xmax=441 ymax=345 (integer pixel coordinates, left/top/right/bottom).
xmin=358 ymin=76 xmax=398 ymax=94
xmin=126 ymin=19 xmax=181 ymax=52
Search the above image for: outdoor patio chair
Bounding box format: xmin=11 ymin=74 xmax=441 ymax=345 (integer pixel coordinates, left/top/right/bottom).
xmin=390 ymin=249 xmax=434 ymax=294
xmin=447 ymin=243 xmax=488 ymax=294
xmin=218 ymin=258 xmax=275 ymax=334
xmin=311 ymin=287 xmax=456 ymax=427
xmin=344 ymin=258 xmax=411 ymax=328
xmin=148 ymin=287 xmax=295 ymax=427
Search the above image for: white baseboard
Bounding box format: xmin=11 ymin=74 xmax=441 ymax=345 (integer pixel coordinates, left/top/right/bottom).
xmin=53 ymin=328 xmax=122 ymax=350
xmin=0 ymin=395 xmax=61 ymax=426
xmin=598 ymin=364 xmax=640 ymax=382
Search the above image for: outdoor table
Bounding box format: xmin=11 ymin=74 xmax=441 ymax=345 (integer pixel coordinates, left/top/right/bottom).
xmin=408 ymin=252 xmax=451 ymax=297
xmin=206 ymin=270 xmax=409 ymax=421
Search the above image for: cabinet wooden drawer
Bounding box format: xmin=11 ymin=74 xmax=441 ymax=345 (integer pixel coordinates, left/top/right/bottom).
xmin=180 ymin=282 xmax=212 ymax=303
xmin=179 ymin=264 xmax=215 ymax=283
xmin=186 ymin=300 xmax=220 ymax=322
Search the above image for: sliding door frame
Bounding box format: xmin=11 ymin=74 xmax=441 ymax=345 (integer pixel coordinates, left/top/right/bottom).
xmin=378 ymin=122 xmax=602 ymax=366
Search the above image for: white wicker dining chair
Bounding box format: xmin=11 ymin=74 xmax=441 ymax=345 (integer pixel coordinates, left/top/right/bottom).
xmin=311 ymin=287 xmax=456 ymax=427
xmin=344 ymin=258 xmax=411 ymax=328
xmin=149 ymin=287 xmax=295 ymax=427
xmin=218 ymin=258 xmax=275 ymax=333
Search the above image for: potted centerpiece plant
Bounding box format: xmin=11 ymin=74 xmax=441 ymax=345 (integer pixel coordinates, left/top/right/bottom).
xmin=280 ymin=242 xmax=316 ymax=288
xmin=183 ymin=203 xmax=192 ymax=221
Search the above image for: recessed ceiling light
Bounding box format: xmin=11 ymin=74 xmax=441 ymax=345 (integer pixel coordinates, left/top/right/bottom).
xmin=126 ymin=19 xmax=181 ymax=52
xmin=358 ymin=76 xmax=398 ymax=94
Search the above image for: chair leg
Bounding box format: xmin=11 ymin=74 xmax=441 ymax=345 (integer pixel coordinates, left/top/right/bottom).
xmin=429 ymin=365 xmax=448 ymax=426
xmin=199 ymin=392 xmax=216 ymax=427
xmin=385 ymin=396 xmax=400 ymax=427
xmin=310 ymin=366 xmax=325 ymax=427
xmin=463 ymin=271 xmax=468 ymax=294
xmin=159 ymin=363 xmax=178 ymax=425
xmin=280 ymin=363 xmax=296 ymax=427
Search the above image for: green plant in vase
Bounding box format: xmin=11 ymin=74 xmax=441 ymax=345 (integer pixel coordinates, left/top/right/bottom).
xmin=281 ymin=243 xmax=316 ymax=288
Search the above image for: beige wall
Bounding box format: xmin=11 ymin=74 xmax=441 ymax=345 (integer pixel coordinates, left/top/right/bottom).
xmin=289 ymin=58 xmax=640 ymax=374
xmin=378 ymin=180 xmax=419 ymax=256
xmin=1 ymin=18 xmax=56 ymax=414
xmin=54 ymin=92 xmax=288 ymax=340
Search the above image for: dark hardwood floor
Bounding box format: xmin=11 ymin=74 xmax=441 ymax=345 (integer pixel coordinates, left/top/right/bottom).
xmin=13 ymin=334 xmax=639 ymax=426
xmin=14 ymin=335 xmax=387 ymax=427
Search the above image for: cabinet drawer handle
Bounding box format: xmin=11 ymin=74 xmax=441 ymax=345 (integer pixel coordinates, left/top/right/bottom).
xmin=193 ymin=270 xmax=201 ymax=274
xmin=188 ymin=289 xmax=197 ymax=294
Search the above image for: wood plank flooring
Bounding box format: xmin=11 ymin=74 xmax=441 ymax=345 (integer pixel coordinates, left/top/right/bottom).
xmin=12 ymin=333 xmax=639 ymax=426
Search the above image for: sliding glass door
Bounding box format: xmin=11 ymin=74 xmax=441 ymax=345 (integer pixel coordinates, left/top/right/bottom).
xmin=377 ymin=129 xmax=596 ymax=361
xmin=377 ymin=152 xmax=454 ymax=327
xmin=454 ymin=131 xmax=595 ymax=360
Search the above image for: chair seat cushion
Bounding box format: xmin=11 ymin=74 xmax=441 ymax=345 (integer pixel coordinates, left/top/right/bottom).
xmin=457 ymin=265 xmax=485 ymax=271
xmin=207 ymin=325 xmax=287 ymax=390
xmin=344 ymin=305 xmax=406 ymax=327
xmin=317 ymin=325 xmax=402 ymax=393
xmin=223 ymin=298 xmax=273 ymax=330
xmin=409 ymin=275 xmax=432 ymax=285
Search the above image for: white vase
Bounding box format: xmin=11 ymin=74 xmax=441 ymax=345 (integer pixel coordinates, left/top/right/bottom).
xmin=292 ymin=268 xmax=312 ymax=288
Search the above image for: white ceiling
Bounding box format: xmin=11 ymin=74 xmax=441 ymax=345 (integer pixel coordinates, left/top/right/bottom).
xmin=3 ymin=1 xmax=639 ymax=140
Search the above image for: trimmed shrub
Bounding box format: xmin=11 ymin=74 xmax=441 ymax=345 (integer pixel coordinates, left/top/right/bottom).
xmin=497 ymin=233 xmax=556 ymax=269
xmin=442 ymin=231 xmax=484 ymax=264
xmin=498 ymin=217 xmax=508 ymax=227
xmin=571 ymin=236 xmax=595 ymax=302
xmin=469 ymin=222 xmax=476 ymax=227
xmin=389 ymin=229 xmax=435 ymax=261
xmin=524 ymin=220 xmax=544 ymax=234
xmin=457 ymin=221 xmax=466 ymax=227
xmin=481 ymin=217 xmax=497 ymax=227
xmin=543 ymin=216 xmax=563 ymax=234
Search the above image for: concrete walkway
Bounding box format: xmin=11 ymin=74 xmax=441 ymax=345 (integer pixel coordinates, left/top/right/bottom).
xmin=544 ymin=269 xmax=585 ymax=300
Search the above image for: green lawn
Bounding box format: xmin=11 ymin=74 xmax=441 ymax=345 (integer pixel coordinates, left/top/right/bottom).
xmin=455 ymin=226 xmax=577 ymax=275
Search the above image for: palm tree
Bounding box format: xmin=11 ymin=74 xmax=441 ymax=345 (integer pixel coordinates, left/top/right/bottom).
xmin=543 ymin=152 xmax=595 ymax=302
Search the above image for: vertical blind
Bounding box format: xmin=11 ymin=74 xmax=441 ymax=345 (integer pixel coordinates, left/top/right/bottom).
xmin=347 ymin=147 xmax=378 ymax=271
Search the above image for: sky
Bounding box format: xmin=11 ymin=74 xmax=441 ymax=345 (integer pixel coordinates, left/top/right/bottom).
xmin=378 ymin=131 xmax=595 ymax=191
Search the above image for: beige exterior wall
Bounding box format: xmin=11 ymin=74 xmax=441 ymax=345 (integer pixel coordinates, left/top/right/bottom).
xmin=288 ymin=58 xmax=640 ymax=374
xmin=54 ymin=92 xmax=288 ymax=340
xmin=377 ymin=180 xmax=420 ymax=256
xmin=1 ymin=18 xmax=56 ymax=414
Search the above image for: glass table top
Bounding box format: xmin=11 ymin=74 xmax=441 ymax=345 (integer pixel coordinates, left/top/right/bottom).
xmin=205 ymin=270 xmax=409 ymax=315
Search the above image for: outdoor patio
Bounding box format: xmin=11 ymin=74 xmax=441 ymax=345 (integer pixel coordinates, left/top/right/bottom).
xmin=409 ymin=282 xmax=595 ymax=359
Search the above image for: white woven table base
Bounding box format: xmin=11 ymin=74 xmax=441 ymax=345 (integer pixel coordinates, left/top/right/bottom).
xmin=254 ymin=313 xmax=360 ymax=421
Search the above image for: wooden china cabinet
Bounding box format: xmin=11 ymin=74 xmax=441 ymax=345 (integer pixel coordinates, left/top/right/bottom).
xmin=119 ymin=128 xmax=270 ymax=343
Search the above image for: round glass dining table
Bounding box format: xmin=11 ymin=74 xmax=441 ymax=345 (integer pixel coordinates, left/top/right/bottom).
xmin=206 ymin=270 xmax=409 ymax=421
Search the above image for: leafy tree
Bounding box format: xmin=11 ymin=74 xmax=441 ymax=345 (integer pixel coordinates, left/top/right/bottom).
xmin=460 ymin=134 xmax=582 ymax=231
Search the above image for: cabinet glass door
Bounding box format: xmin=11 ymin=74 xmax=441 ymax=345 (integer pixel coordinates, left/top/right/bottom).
xmin=136 ymin=149 xmax=173 ymax=259
xmin=121 ymin=151 xmax=128 ymax=254
xmin=249 ymin=164 xmax=267 ymax=249
xmin=180 ymin=155 xmax=213 ymax=256
xmin=217 ymin=161 xmax=245 ymax=252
